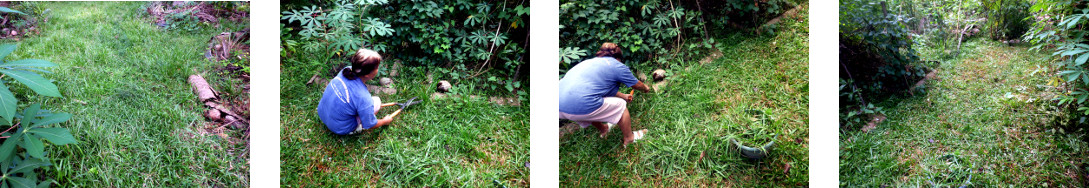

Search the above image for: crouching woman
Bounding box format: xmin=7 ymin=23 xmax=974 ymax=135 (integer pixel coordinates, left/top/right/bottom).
xmin=317 ymin=48 xmax=400 ymax=135
xmin=559 ymin=42 xmax=651 ymax=148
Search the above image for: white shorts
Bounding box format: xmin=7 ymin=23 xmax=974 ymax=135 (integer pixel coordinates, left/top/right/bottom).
xmin=559 ymin=97 xmax=627 ymax=128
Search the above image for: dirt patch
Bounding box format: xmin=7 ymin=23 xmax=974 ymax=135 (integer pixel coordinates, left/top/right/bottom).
xmin=760 ymin=4 xmax=807 ymax=29
xmin=0 ymin=2 xmax=43 ymax=40
xmin=699 ymin=47 xmax=724 ymax=65
xmin=488 ymin=96 xmax=521 ymax=106
xmin=559 ymin=121 xmax=581 ymax=138
xmin=861 ymin=114 xmax=886 ymax=132
xmin=366 ymin=84 xmax=397 ymax=95
xmin=911 ymin=70 xmax=940 ymax=91
xmin=652 ymin=79 xmax=671 ymax=92
xmin=145 ymin=1 xmax=247 ymax=29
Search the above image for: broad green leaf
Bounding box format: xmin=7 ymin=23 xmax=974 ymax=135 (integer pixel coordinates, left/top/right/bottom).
xmin=0 ymin=70 xmax=60 ymax=97
xmin=32 ymin=113 xmax=69 ymax=128
xmin=0 ymin=7 xmax=25 ymax=15
xmin=28 ymin=128 xmax=76 ymax=145
xmin=1061 ymin=49 xmax=1087 ymax=56
xmin=0 ymin=133 xmax=21 ymax=161
xmin=1070 ymin=15 xmax=1084 ymax=29
xmin=21 ymin=134 xmax=43 ymax=159
xmin=0 ymin=82 xmax=14 ymax=124
xmin=3 ymin=59 xmax=56 ymax=68
xmin=19 ymin=104 xmax=37 ymax=124
xmin=8 ymin=157 xmax=46 ymax=174
xmin=1065 ymin=71 xmax=1081 ymax=82
xmin=6 ymin=177 xmax=32 ymax=188
xmin=0 ymin=44 xmax=16 ymax=60
xmin=34 ymin=180 xmax=48 ymax=188
xmin=1078 ymin=53 xmax=1089 ymax=66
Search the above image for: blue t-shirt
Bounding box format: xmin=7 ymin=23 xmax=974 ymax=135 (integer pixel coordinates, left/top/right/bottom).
xmin=317 ymin=69 xmax=378 ymax=135
xmin=558 ymin=57 xmax=640 ymax=115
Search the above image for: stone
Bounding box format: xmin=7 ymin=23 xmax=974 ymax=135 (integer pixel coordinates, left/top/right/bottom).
xmin=379 ymin=77 xmax=393 ymax=87
xmin=206 ymin=109 xmax=222 ymax=121
xmin=437 ymin=80 xmax=452 ymax=93
xmin=652 ymin=69 xmax=667 ymax=81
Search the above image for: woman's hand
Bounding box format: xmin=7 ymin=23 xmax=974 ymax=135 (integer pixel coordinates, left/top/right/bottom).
xmin=373 ymin=116 xmax=394 ymax=128
xmin=616 ymin=92 xmax=633 ymax=103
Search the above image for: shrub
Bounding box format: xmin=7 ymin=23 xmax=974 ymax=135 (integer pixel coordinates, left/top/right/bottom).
xmin=558 ymin=0 xmax=799 ymax=70
xmin=982 ymin=0 xmax=1032 ymax=40
xmin=839 ymin=0 xmax=927 ymax=127
xmin=0 ymin=43 xmax=75 ymax=187
xmin=1023 ymin=0 xmax=1089 ymax=122
xmin=281 ymin=0 xmax=529 ymax=82
xmin=281 ymin=0 xmax=529 ymax=97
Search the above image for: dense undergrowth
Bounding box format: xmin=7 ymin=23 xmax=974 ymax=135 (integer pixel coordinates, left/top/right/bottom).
xmin=559 ymin=0 xmax=806 ymax=72
xmin=281 ymin=0 xmax=529 ymax=98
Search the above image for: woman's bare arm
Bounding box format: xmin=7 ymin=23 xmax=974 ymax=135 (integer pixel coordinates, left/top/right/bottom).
xmin=632 ymin=81 xmax=651 ymax=92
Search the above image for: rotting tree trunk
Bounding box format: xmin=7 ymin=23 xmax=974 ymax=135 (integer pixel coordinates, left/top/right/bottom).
xmin=189 ymin=75 xmax=249 ymax=129
xmin=190 ymin=75 xmax=218 ymax=102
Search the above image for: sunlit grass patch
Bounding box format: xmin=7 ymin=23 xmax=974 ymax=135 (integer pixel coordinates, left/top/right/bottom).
xmin=3 ymin=2 xmax=249 ymax=187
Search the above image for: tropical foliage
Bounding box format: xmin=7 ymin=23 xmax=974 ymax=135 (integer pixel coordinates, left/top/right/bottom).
xmin=0 ymin=43 xmax=73 ymax=187
xmin=558 ymin=0 xmax=804 ymax=71
xmin=281 ymin=0 xmax=529 ymax=96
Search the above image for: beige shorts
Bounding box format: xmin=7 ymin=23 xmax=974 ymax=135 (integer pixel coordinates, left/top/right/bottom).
xmin=559 ymin=97 xmax=627 ymax=128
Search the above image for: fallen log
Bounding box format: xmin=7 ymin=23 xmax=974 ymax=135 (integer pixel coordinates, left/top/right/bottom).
xmin=189 ymin=74 xmax=249 ymax=128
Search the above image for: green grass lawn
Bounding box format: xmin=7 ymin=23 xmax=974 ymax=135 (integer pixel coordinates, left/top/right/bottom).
xmin=558 ymin=7 xmax=809 ymax=187
xmin=279 ymin=46 xmax=529 ymax=187
xmin=3 ymin=2 xmax=249 ymax=187
xmin=840 ymin=39 xmax=1089 ymax=186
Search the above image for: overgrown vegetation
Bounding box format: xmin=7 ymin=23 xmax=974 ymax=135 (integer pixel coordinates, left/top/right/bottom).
xmin=281 ymin=0 xmax=529 ymax=98
xmin=0 ymin=2 xmax=250 ymax=186
xmin=559 ymin=0 xmax=805 ymax=70
xmin=558 ymin=1 xmax=808 ymax=186
xmin=1024 ymin=0 xmax=1089 ymax=122
xmin=279 ymin=0 xmax=529 ymax=187
xmin=840 ymin=0 xmax=1089 ymax=186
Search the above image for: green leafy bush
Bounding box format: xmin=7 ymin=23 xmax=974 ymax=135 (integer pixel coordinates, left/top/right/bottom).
xmin=558 ymin=0 xmax=800 ymax=70
xmin=839 ymin=0 xmax=927 ymax=127
xmin=0 ymin=43 xmax=75 ymax=187
xmin=1023 ymin=0 xmax=1089 ymax=121
xmin=982 ymin=0 xmax=1032 ymax=40
xmin=282 ymin=0 xmax=529 ymax=96
xmin=163 ymin=9 xmax=205 ymax=32
xmin=558 ymin=0 xmax=704 ymax=67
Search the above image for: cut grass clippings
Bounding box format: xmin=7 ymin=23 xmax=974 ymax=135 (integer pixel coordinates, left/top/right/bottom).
xmin=840 ymin=39 xmax=1089 ymax=186
xmin=1 ymin=2 xmax=250 ymax=187
xmin=558 ymin=6 xmax=809 ymax=187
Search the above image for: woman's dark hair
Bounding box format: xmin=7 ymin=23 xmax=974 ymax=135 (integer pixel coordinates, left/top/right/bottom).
xmin=594 ymin=42 xmax=622 ymax=60
xmin=343 ymin=48 xmax=382 ymax=80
